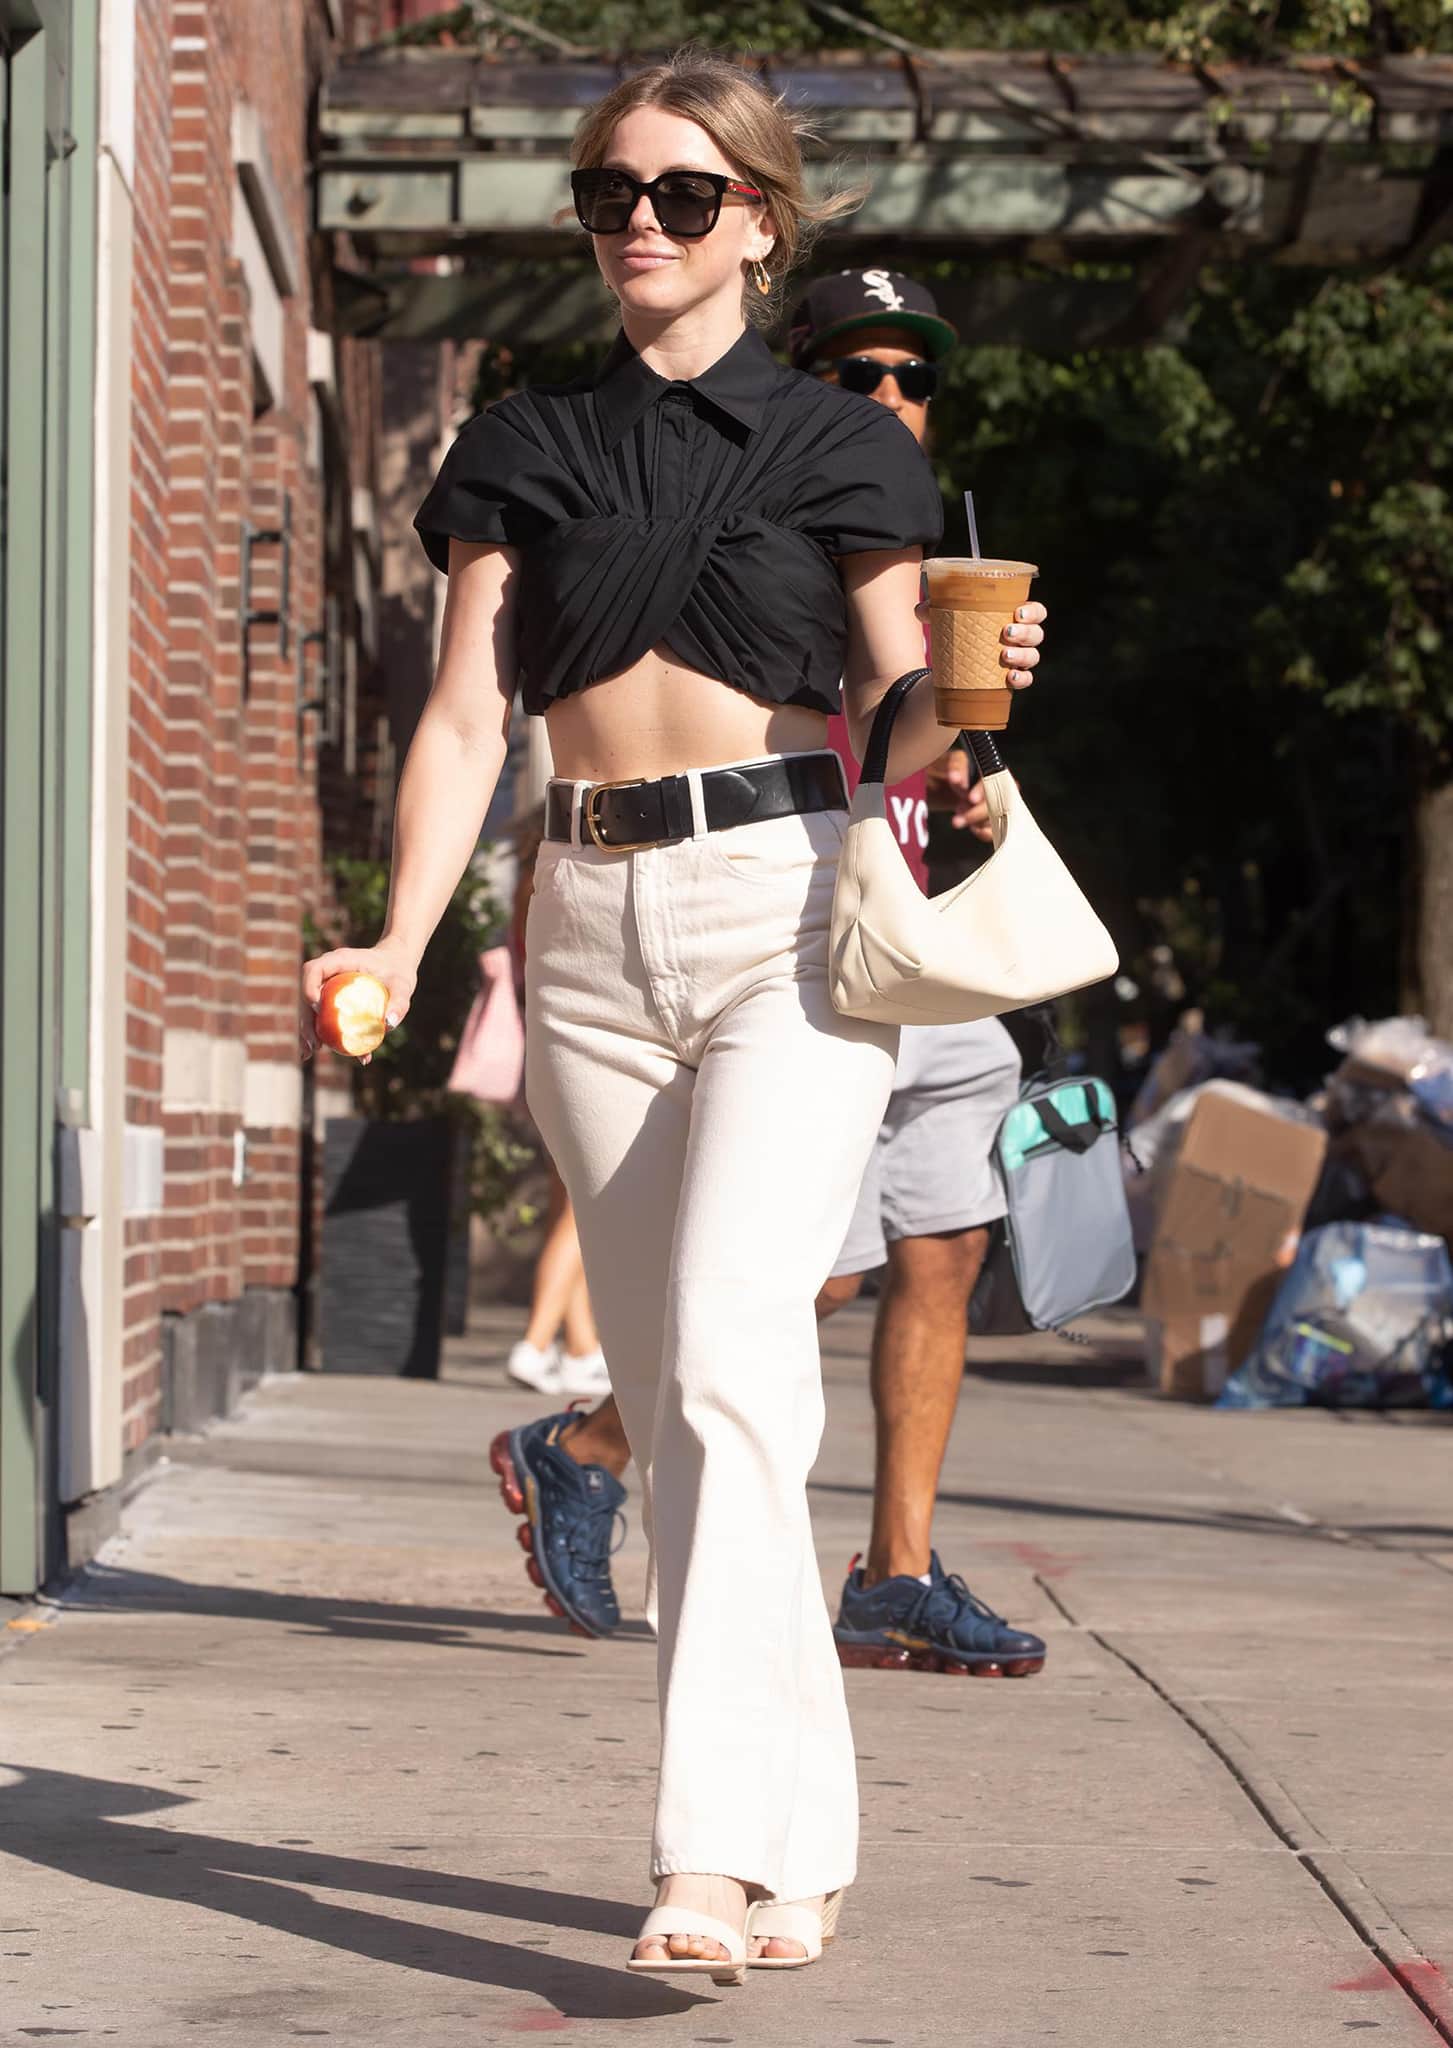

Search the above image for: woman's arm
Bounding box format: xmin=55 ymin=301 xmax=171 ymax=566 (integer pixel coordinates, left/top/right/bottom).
xmin=839 ymin=550 xmax=1042 ymax=782
xmin=301 ymin=538 xmax=518 ymax=1045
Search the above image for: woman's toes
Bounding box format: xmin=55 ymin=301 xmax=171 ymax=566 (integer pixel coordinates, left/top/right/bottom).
xmin=665 ymin=1931 xmax=722 ymax=1961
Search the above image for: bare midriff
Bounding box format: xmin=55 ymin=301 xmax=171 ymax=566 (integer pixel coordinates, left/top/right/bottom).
xmin=544 ymin=642 xmax=829 ymax=783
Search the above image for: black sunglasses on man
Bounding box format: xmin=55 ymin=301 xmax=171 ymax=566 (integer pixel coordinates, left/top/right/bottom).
xmin=824 ymin=355 xmax=939 ymax=404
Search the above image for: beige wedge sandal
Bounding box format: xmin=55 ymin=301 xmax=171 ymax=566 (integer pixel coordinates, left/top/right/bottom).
xmin=747 ymin=1888 xmax=844 ymax=1969
xmin=626 ymin=1907 xmax=749 ymax=1987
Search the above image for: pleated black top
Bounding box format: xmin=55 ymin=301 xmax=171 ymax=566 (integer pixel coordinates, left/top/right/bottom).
xmin=413 ymin=326 xmax=943 ymax=718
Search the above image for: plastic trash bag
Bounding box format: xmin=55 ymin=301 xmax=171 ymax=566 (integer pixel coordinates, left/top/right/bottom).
xmin=1217 ymin=1217 xmax=1453 ymax=1410
xmin=1327 ymin=1014 xmax=1453 ymax=1130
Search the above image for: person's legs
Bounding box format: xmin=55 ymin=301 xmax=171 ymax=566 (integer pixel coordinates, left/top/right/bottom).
xmin=525 ymin=806 xmax=894 ymax=1961
xmin=815 ymin=1270 xmax=863 ymax=1317
xmin=561 ymin=1266 xmax=599 ymax=1361
xmin=832 ymin=1020 xmax=1047 ymax=1678
xmin=560 ymin=1395 xmax=630 ymax=1477
xmin=863 ymin=1019 xmax=1018 ymax=1577
xmin=526 ymin=839 xmax=735 ymax=1959
xmin=521 ymin=1167 xmax=581 ymax=1353
xmin=651 ymin=953 xmax=894 ymax=1905
xmin=523 ymin=846 xmax=693 ymax=1566
xmin=864 ymin=1225 xmax=988 ymax=1583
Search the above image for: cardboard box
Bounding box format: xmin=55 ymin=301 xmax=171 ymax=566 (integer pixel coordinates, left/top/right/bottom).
xmin=1141 ymin=1084 xmax=1328 ymax=1400
xmin=1145 ymin=1313 xmax=1233 ymax=1403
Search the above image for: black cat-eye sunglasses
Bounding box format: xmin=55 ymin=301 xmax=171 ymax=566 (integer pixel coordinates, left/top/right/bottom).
xmin=572 ymin=168 xmax=765 ymax=240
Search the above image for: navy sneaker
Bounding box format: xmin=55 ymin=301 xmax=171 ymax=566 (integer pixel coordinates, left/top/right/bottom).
xmin=489 ymin=1412 xmax=625 ymax=1639
xmin=834 ymin=1550 xmax=1046 ymax=1676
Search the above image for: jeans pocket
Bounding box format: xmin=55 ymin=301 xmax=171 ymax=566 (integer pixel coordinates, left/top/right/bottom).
xmin=705 ymin=809 xmax=847 ymax=890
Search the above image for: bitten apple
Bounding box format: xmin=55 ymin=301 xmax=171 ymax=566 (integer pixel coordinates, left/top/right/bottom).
xmin=315 ymin=971 xmax=390 ymax=1058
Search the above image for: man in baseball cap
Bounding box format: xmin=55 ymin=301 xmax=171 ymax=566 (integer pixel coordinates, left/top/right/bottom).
xmin=787 ymin=266 xmax=959 ymax=369
xmin=784 ymin=266 xmax=1049 ymax=1684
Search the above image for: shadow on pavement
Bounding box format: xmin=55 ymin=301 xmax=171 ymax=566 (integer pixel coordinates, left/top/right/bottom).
xmin=808 ymin=1479 xmax=1453 ymax=1548
xmin=67 ymin=1563 xmax=654 ymax=1649
xmin=0 ymin=1762 xmax=700 ymax=2022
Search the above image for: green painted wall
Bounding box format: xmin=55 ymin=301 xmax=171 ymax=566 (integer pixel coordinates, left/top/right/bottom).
xmin=0 ymin=0 xmax=98 ymax=1595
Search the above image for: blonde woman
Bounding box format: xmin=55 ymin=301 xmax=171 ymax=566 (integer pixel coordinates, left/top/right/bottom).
xmin=303 ymin=51 xmax=1039 ymax=1982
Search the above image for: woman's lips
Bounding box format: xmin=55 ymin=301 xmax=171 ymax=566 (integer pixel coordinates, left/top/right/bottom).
xmin=618 ymin=250 xmax=677 ymax=270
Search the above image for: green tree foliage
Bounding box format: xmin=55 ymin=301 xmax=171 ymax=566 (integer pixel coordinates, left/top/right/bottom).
xmin=397 ymin=0 xmax=1453 ymax=57
xmin=930 ymin=250 xmax=1452 ymax=1075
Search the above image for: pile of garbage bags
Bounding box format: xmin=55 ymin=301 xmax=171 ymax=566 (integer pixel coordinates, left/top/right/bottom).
xmin=1128 ymin=1014 xmax=1453 ymax=1409
xmin=1217 ymin=1217 xmax=1453 ymax=1410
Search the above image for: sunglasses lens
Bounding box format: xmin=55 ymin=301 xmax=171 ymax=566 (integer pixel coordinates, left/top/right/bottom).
xmin=652 ymin=174 xmax=722 ymax=237
xmin=834 ymin=357 xmax=884 ymax=395
xmin=896 ymin=362 xmax=938 ymax=401
xmin=834 ymin=357 xmax=937 ymax=401
xmin=574 ymin=171 xmax=634 ymax=233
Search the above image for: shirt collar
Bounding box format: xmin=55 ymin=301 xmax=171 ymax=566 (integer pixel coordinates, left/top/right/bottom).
xmin=593 ymin=327 xmax=778 ymax=447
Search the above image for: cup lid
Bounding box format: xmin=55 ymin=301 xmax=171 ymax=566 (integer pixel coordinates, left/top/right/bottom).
xmin=927 ymin=557 xmax=1038 ymax=576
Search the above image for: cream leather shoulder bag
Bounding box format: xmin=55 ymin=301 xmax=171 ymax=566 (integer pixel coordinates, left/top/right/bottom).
xmin=830 ymin=669 xmax=1119 ymax=1027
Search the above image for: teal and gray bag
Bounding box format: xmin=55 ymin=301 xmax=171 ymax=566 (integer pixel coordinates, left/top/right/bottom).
xmin=992 ymin=1075 xmax=1136 ymax=1333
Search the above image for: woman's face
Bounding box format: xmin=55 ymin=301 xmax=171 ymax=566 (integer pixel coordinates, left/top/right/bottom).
xmin=586 ymin=106 xmax=776 ymax=325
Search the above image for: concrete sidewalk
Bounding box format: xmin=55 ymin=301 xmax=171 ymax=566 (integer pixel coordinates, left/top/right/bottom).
xmin=2 ymin=1306 xmax=1450 ymax=2047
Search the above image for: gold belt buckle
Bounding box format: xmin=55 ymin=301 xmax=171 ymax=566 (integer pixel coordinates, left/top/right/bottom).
xmin=583 ymin=778 xmax=653 ymax=853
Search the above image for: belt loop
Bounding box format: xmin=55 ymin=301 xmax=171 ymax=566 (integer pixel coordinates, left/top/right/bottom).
xmin=569 ymin=780 xmax=589 ymax=849
xmin=685 ymin=769 xmax=709 ymax=839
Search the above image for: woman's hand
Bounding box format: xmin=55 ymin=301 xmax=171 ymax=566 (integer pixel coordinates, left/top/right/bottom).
xmin=999 ymin=598 xmax=1045 ymax=689
xmin=299 ymin=939 xmax=418 ymax=1063
xmin=914 ymin=597 xmax=1046 ymax=692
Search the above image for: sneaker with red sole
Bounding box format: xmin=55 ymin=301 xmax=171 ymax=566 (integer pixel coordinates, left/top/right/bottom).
xmin=488 ymin=1412 xmax=625 ymax=1638
xmin=833 ymin=1551 xmax=1046 ymax=1676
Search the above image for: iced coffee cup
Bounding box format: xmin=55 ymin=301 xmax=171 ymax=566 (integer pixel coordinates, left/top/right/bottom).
xmin=925 ymin=557 xmax=1038 ymax=731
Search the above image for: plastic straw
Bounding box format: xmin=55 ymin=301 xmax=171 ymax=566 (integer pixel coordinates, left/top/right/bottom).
xmin=963 ymin=490 xmax=981 ymax=559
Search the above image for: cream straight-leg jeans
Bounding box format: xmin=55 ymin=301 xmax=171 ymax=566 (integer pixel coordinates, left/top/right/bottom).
xmin=524 ymin=771 xmax=897 ymax=1902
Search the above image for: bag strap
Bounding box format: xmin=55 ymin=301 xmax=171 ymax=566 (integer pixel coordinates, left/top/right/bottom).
xmin=1033 ymin=1083 xmax=1111 ymax=1155
xmin=861 ymin=668 xmax=931 ymax=786
xmin=860 ymin=671 xmax=1016 ymax=850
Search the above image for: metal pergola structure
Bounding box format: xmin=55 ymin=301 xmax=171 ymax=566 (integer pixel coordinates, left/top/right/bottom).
xmin=317 ymin=47 xmax=1453 ymax=347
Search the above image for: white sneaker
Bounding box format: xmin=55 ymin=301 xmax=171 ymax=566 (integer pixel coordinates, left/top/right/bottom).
xmin=506 ymin=1339 xmax=563 ymax=1393
xmin=554 ymin=1346 xmax=612 ymax=1400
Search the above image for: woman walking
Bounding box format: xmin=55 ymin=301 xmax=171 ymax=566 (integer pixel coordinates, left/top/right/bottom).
xmin=303 ymin=51 xmax=1039 ymax=1981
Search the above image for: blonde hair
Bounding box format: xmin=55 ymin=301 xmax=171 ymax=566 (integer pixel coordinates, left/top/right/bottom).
xmin=569 ymin=49 xmax=866 ymax=326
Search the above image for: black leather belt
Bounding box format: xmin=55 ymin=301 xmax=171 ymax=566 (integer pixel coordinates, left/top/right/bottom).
xmin=545 ymin=753 xmax=848 ymax=853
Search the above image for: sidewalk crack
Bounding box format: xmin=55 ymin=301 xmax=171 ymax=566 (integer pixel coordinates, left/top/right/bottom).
xmin=1091 ymin=1629 xmax=1453 ymax=2045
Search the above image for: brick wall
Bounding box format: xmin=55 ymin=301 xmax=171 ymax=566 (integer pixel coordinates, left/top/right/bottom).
xmin=122 ymin=0 xmax=383 ymax=1446
xmin=164 ymin=1 xmax=243 ymax=1318
xmin=122 ymin=0 xmax=176 ymax=1450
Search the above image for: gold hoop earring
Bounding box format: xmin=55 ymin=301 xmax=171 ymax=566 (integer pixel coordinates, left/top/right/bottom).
xmin=751 ymin=259 xmax=772 ymax=297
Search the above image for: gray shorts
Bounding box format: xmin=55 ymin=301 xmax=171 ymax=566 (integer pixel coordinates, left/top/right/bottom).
xmin=830 ymin=1019 xmax=1021 ymax=1279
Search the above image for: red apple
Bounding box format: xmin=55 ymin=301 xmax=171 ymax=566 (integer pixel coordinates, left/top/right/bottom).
xmin=316 ymin=970 xmax=390 ymax=1058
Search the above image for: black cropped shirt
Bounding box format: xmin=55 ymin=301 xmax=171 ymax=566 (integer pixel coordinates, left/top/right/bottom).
xmin=413 ymin=326 xmax=943 ymax=718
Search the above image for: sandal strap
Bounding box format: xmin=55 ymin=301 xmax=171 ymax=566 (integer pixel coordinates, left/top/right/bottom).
xmin=636 ymin=1907 xmax=746 ymax=1962
xmin=748 ymin=1901 xmax=824 ymax=1958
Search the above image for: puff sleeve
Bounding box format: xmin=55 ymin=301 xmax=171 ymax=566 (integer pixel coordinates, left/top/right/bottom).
xmin=793 ymin=399 xmax=944 ymax=557
xmin=413 ymin=400 xmax=587 ymax=572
